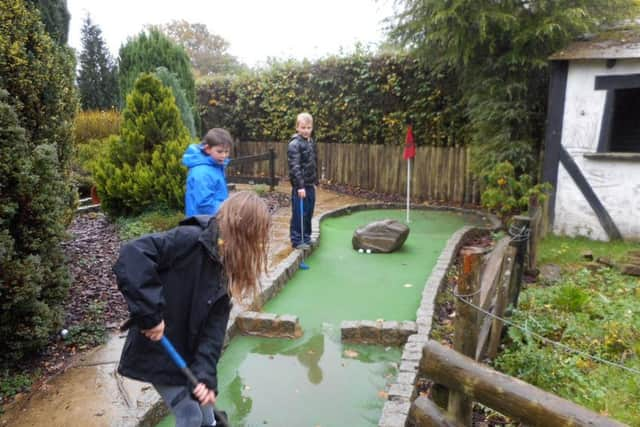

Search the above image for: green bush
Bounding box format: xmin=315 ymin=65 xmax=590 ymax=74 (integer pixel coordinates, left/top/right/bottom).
xmin=198 ymin=52 xmax=466 ymax=146
xmin=0 ymin=0 xmax=77 ymax=366
xmin=93 ymin=73 xmax=189 ymax=215
xmin=481 ymin=161 xmax=552 ymax=221
xmin=72 ymin=136 xmax=113 ymax=196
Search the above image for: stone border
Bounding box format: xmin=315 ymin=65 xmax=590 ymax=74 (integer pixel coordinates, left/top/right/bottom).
xmin=377 ymin=225 xmax=480 ymax=427
xmin=235 ymin=311 xmax=302 ymax=339
xmin=137 ymin=204 xmax=499 ymax=426
xmin=341 ymin=320 xmax=418 ymax=346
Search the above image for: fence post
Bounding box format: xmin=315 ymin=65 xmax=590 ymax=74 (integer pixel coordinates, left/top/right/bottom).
xmin=448 ymin=250 xmax=481 ymax=425
xmin=508 ymin=216 xmax=530 ymax=308
xmin=268 ymin=148 xmax=276 ymax=191
xmin=527 ymin=196 xmax=541 ymax=272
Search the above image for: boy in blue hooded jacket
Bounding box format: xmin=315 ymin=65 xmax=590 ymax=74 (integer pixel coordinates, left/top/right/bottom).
xmin=182 ymin=128 xmax=232 ymax=216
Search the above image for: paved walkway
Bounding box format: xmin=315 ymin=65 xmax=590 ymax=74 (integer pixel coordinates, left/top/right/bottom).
xmin=0 ymin=185 xmax=371 ymax=427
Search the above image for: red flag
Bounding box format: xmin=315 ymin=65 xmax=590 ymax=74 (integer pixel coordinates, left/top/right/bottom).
xmin=403 ymin=125 xmax=415 ymax=160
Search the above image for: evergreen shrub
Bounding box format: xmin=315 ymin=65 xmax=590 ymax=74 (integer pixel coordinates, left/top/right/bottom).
xmin=118 ymin=28 xmax=195 ymax=107
xmin=0 ymin=96 xmax=69 ymax=363
xmin=0 ymin=0 xmax=77 ymax=365
xmin=93 ymin=73 xmax=190 ymax=215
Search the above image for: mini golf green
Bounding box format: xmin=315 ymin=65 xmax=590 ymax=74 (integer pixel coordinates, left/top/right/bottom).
xmin=157 ymin=208 xmax=486 ymax=427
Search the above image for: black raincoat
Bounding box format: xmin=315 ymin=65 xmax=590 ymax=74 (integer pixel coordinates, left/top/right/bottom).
xmin=287 ymin=133 xmax=319 ymax=190
xmin=114 ymin=215 xmax=231 ymax=392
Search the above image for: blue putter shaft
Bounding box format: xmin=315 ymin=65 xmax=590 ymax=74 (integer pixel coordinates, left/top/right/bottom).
xmin=160 ymin=336 xmax=199 ymax=388
xmin=299 ymin=198 xmax=309 ymax=270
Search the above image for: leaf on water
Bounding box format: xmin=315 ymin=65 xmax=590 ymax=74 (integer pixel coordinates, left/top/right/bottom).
xmin=377 ymin=390 xmax=389 ymax=399
xmin=403 ymin=283 xmax=413 ymax=288
xmin=344 ymin=349 xmax=359 ymax=358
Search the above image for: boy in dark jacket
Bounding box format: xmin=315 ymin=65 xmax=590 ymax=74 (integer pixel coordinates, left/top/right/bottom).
xmin=287 ymin=112 xmax=318 ymax=249
xmin=115 ymin=191 xmax=270 ymax=427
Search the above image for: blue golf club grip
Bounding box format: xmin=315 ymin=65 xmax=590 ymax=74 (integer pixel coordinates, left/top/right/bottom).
xmin=160 ymin=336 xmax=199 ymax=387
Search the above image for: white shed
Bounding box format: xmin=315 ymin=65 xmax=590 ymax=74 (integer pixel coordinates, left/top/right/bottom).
xmin=543 ymin=30 xmax=640 ymax=241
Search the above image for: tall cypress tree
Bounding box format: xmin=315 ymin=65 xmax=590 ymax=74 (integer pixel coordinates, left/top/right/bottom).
xmin=25 ymin=0 xmax=70 ymax=45
xmin=77 ymin=15 xmax=119 ymax=110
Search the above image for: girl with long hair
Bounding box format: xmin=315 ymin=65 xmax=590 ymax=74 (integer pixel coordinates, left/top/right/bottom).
xmin=115 ymin=191 xmax=270 ymax=427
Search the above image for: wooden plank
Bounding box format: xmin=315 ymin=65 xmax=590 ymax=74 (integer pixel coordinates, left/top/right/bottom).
xmin=479 ymin=236 xmax=511 ymax=310
xmin=486 ymin=245 xmax=517 ymax=360
xmin=408 ymin=396 xmax=465 ymax=427
xmin=422 ymin=340 xmax=626 ymax=427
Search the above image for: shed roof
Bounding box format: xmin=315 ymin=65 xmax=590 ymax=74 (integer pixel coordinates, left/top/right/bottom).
xmin=549 ymin=29 xmax=640 ymax=60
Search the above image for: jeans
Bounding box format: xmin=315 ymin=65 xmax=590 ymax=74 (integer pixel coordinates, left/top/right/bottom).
xmin=153 ymin=383 xmax=215 ymax=427
xmin=290 ymin=185 xmax=315 ymax=247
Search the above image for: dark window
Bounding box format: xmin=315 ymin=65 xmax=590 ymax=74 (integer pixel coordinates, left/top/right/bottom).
xmin=609 ymin=88 xmax=640 ymax=152
xmin=596 ymin=74 xmax=640 ymax=153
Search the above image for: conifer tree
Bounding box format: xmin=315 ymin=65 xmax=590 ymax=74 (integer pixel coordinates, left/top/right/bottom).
xmin=118 ymin=29 xmax=195 ymax=107
xmin=77 ymin=15 xmax=119 ymax=110
xmin=93 ymin=73 xmax=189 ymax=215
xmin=0 ymin=0 xmax=77 ymax=364
xmin=154 ymin=66 xmax=196 ymax=137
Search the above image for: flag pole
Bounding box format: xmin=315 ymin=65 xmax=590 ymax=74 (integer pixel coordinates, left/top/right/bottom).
xmin=406 ymin=157 xmax=411 ymax=223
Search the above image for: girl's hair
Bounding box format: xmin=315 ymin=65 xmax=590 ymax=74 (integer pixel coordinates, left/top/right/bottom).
xmin=202 ymin=128 xmax=233 ymax=148
xmin=216 ymin=191 xmax=270 ymax=300
xmin=296 ymin=112 xmax=313 ymax=126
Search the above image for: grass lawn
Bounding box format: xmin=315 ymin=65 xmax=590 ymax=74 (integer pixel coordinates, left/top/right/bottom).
xmin=494 ymin=235 xmax=640 ymax=425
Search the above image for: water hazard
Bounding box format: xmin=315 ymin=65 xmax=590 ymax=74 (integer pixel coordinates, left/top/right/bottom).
xmin=158 ymin=209 xmax=486 ymax=426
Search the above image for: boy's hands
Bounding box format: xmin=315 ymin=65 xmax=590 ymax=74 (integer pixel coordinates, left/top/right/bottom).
xmin=297 ymin=188 xmax=306 ymax=198
xmin=141 ymin=319 xmax=165 ymax=341
xmin=193 ymin=382 xmax=216 ymax=405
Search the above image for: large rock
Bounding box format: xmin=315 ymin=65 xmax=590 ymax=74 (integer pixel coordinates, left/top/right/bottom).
xmin=352 ymin=219 xmax=409 ymax=253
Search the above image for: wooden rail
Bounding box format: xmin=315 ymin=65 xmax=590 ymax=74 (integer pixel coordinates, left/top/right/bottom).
xmin=413 ymin=341 xmax=626 ymax=427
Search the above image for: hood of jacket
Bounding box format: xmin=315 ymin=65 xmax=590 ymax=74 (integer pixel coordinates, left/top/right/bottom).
xmin=182 ymin=143 xmax=229 ymax=169
xmin=180 ymin=215 xmax=221 ymax=262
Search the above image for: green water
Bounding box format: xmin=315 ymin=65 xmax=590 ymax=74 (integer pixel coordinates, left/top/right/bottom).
xmin=158 ymin=209 xmax=484 ymax=427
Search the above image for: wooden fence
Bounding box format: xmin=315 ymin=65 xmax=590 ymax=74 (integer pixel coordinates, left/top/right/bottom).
xmin=232 ymin=141 xmax=481 ymax=204
xmin=406 ymin=212 xmax=626 ymax=426
xmin=409 ymin=341 xmax=626 ymax=427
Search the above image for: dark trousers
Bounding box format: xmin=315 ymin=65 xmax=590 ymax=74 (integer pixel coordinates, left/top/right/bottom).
xmin=290 ymin=185 xmax=315 ymax=246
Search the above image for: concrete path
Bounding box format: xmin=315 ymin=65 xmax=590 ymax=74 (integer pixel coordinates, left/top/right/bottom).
xmin=0 ymin=185 xmax=371 ymax=427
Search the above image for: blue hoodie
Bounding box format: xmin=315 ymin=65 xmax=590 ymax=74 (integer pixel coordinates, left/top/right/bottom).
xmin=182 ymin=143 xmax=229 ymax=216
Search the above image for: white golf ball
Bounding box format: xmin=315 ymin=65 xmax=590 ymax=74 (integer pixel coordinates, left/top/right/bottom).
xmin=366 ymin=249 xmax=372 ymax=254
xmin=60 ymin=329 xmax=69 ymax=339
xmin=358 ymin=248 xmax=364 ymax=253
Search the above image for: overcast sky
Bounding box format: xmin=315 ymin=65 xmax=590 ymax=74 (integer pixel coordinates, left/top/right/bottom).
xmin=67 ymin=0 xmax=396 ymax=66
